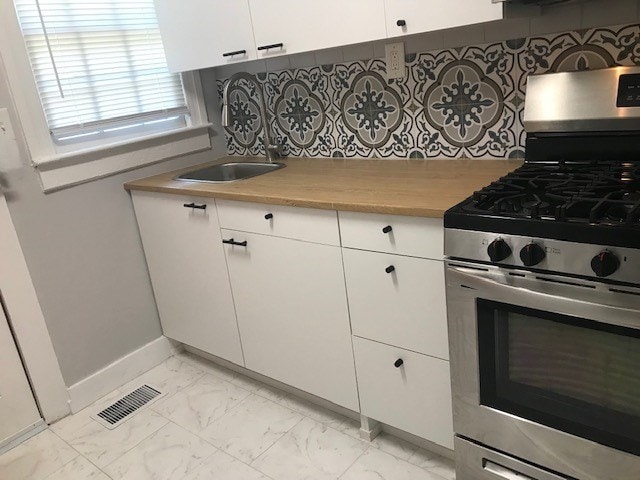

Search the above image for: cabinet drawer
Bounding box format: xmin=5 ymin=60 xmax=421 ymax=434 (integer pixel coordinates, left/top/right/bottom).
xmin=344 ymin=249 xmax=448 ymax=359
xmin=353 ymin=337 xmax=453 ymax=449
xmin=339 ymin=211 xmax=443 ymax=259
xmin=217 ymin=200 xmax=339 ymax=246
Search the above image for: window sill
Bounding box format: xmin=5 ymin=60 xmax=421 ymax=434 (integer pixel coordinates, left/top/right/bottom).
xmin=32 ymin=123 xmax=212 ymax=192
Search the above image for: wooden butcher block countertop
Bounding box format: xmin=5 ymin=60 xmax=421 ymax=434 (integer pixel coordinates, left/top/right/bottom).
xmin=124 ymin=156 xmax=523 ymax=218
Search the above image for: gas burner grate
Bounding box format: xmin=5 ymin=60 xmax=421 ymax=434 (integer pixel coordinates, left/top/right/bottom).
xmin=463 ymin=161 xmax=640 ymax=226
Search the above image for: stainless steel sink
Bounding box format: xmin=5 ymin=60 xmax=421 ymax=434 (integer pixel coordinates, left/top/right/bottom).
xmin=175 ymin=162 xmax=285 ymax=183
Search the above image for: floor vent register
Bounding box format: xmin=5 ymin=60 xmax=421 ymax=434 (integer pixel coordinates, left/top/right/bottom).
xmin=91 ymin=384 xmax=164 ymax=429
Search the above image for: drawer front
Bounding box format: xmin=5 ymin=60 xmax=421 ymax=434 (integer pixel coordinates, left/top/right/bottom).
xmin=339 ymin=211 xmax=443 ymax=259
xmin=344 ymin=248 xmax=448 ymax=359
xmin=455 ymin=436 xmax=570 ymax=480
xmin=216 ymin=199 xmax=339 ymax=245
xmin=353 ymin=337 xmax=453 ymax=449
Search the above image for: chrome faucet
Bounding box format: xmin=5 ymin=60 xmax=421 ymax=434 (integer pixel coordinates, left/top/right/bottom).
xmin=221 ymin=72 xmax=281 ymax=163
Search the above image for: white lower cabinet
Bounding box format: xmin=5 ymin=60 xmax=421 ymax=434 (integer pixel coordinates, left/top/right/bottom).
xmin=221 ymin=228 xmax=359 ymax=411
xmin=132 ymin=192 xmax=453 ymax=448
xmin=353 ymin=336 xmax=454 ymax=449
xmin=131 ymin=191 xmax=243 ymax=365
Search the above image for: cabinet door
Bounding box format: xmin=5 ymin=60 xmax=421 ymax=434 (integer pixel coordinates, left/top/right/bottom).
xmin=131 ymin=191 xmax=243 ymax=365
xmin=353 ymin=336 xmax=454 ymax=449
xmin=343 ymin=248 xmax=448 ymax=359
xmin=154 ymin=0 xmax=257 ymax=72
xmin=384 ymin=0 xmax=503 ymax=38
xmin=222 ymin=229 xmax=359 ymax=411
xmin=249 ymin=0 xmax=386 ymax=58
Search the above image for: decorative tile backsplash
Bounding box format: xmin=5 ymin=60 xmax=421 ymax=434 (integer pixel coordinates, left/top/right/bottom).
xmin=217 ymin=23 xmax=640 ymax=160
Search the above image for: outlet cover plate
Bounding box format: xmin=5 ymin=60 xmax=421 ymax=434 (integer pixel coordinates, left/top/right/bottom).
xmin=385 ymin=42 xmax=406 ymax=80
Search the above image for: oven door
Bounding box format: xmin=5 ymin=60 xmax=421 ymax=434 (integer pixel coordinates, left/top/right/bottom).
xmin=446 ymin=261 xmax=640 ymax=480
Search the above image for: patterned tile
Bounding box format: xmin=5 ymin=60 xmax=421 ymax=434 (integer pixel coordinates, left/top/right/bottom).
xmin=582 ymin=24 xmax=640 ymax=67
xmin=422 ymin=61 xmax=504 ymax=150
xmin=216 ymin=21 xmax=640 ymax=160
xmin=464 ymin=101 xmax=519 ymax=159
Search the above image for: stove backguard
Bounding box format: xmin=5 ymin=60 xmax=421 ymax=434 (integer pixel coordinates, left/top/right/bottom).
xmin=525 ymin=132 xmax=640 ymax=163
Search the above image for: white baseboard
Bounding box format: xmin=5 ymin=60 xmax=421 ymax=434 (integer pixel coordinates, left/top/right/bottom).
xmin=67 ymin=336 xmax=182 ymax=413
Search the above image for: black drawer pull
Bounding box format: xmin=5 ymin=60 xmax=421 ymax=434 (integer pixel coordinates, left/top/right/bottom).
xmin=394 ymin=358 xmax=404 ymax=368
xmin=396 ymin=19 xmax=406 ymax=27
xmin=222 ymin=49 xmax=247 ymax=57
xmin=257 ymin=42 xmax=283 ymax=51
xmin=385 ymin=265 xmax=395 ymax=274
xmin=183 ymin=202 xmax=207 ymax=210
xmin=382 ymin=225 xmax=393 ymax=234
xmin=222 ymin=238 xmax=248 ymax=247
xmin=265 ymin=213 xmax=274 ymax=220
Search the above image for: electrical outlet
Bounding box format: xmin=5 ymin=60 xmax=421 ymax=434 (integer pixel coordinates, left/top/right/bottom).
xmin=385 ymin=42 xmax=406 ymax=80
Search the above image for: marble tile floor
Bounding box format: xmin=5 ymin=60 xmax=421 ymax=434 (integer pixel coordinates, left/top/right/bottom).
xmin=0 ymin=351 xmax=455 ymax=480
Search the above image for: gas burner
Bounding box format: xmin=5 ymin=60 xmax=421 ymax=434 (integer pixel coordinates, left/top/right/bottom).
xmin=462 ymin=161 xmax=640 ymax=226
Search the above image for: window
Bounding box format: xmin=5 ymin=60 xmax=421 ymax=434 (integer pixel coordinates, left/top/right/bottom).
xmin=14 ymin=0 xmax=188 ymax=144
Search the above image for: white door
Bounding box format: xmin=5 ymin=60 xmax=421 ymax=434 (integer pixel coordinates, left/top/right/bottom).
xmin=384 ymin=0 xmax=503 ymax=38
xmin=131 ymin=191 xmax=244 ymax=365
xmin=249 ymin=0 xmax=386 ymax=58
xmin=222 ymin=229 xmax=359 ymax=411
xmin=0 ymin=303 xmax=41 ymax=447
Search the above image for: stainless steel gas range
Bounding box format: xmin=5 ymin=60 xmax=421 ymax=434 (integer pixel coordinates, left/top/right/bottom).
xmin=444 ymin=66 xmax=640 ymax=480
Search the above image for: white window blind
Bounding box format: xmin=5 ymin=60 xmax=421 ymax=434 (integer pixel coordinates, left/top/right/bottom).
xmin=14 ymin=0 xmax=188 ymax=140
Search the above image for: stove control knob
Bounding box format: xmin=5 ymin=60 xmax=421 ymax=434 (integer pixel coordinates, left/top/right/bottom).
xmin=487 ymin=239 xmax=512 ymax=263
xmin=520 ymin=243 xmax=546 ymax=267
xmin=591 ymin=250 xmax=620 ymax=278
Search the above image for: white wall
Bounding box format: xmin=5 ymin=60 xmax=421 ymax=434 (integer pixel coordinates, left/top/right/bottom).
xmin=0 ymin=56 xmax=225 ymax=387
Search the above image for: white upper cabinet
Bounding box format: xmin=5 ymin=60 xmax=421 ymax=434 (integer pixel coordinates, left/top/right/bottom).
xmin=154 ymin=0 xmax=504 ymax=72
xmin=248 ymin=0 xmax=386 ymax=58
xmin=155 ymin=0 xmax=257 ymax=72
xmin=384 ymin=0 xmax=503 ymax=38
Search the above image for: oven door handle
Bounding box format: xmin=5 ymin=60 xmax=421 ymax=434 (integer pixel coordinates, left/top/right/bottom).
xmin=447 ymin=265 xmax=640 ymax=329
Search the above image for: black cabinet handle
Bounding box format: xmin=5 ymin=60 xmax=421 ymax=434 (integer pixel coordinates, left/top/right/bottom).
xmin=265 ymin=213 xmax=274 ymax=220
xmin=385 ymin=265 xmax=395 ymax=274
xmin=394 ymin=358 xmax=404 ymax=368
xmin=396 ymin=19 xmax=406 ymax=27
xmin=183 ymin=202 xmax=207 ymax=210
xmin=222 ymin=49 xmax=247 ymax=57
xmin=257 ymin=42 xmax=283 ymax=51
xmin=382 ymin=225 xmax=393 ymax=234
xmin=222 ymin=238 xmax=248 ymax=247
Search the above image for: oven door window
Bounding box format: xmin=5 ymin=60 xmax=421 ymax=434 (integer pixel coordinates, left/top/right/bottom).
xmin=478 ymin=299 xmax=640 ymax=456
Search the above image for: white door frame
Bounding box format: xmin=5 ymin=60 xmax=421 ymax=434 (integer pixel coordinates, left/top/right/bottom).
xmin=0 ymin=194 xmax=70 ymax=423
